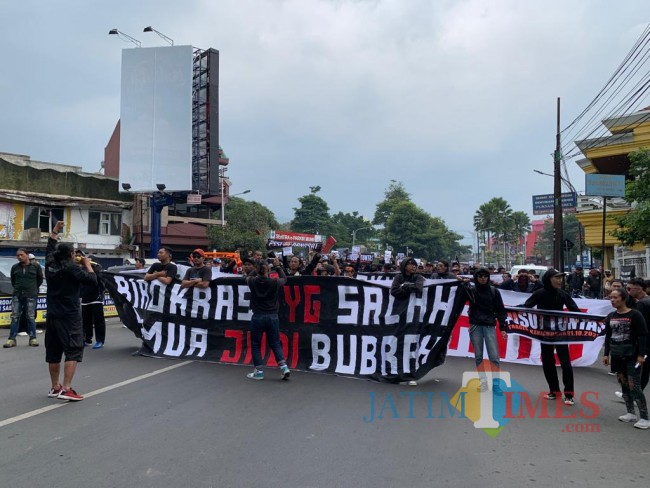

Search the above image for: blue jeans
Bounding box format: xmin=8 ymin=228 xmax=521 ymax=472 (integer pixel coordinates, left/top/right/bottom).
xmin=469 ymin=324 xmax=500 ymax=371
xmin=250 ymin=313 xmax=286 ymax=369
xmin=9 ymin=296 xmax=37 ymax=339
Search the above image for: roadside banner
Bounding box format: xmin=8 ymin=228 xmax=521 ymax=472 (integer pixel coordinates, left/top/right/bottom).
xmin=0 ymin=294 xmax=118 ymax=325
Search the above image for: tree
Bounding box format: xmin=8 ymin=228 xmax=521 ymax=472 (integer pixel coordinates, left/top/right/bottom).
xmin=533 ymin=213 xmax=583 ymax=266
xmin=509 ymin=211 xmax=532 ymax=263
xmin=384 ymin=201 xmax=469 ymax=260
xmin=532 ymin=219 xmax=554 ymax=262
xmin=290 ymin=186 xmax=334 ymax=235
xmin=473 ymin=201 xmax=498 ymax=250
xmin=473 ymin=197 xmax=513 ymax=266
xmin=330 ymin=211 xmax=375 ymax=249
xmin=207 ymin=197 xmax=279 ymax=251
xmin=373 ymin=180 xmax=411 ymax=226
xmin=612 ymin=148 xmax=650 ymax=246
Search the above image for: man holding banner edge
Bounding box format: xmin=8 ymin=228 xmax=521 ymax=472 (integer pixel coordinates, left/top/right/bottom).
xmin=520 ymin=268 xmax=581 ymax=406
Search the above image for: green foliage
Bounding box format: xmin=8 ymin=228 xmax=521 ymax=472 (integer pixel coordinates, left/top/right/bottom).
xmin=473 ymin=198 xmax=533 ymax=265
xmin=207 ymin=197 xmax=279 ymax=251
xmin=373 ymin=180 xmax=410 ymax=226
xmin=290 ymin=186 xmax=334 ymax=235
xmin=330 ymin=211 xmax=375 ymax=248
xmin=384 ymin=201 xmax=469 ymax=260
xmin=283 ymin=180 xmax=468 ymax=258
xmin=612 ymin=148 xmax=650 ymax=246
xmin=532 ymin=219 xmax=554 ymax=259
xmin=533 ymin=213 xmax=584 ymax=263
xmin=473 ymin=197 xmax=512 ymax=239
xmin=509 ymin=211 xmax=532 ymax=242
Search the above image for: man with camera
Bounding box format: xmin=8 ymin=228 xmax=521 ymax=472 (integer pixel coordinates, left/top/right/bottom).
xmin=45 ymin=221 xmax=97 ymax=401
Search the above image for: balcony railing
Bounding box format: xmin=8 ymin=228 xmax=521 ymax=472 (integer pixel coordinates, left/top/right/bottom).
xmin=576 ymin=195 xmax=631 ymax=212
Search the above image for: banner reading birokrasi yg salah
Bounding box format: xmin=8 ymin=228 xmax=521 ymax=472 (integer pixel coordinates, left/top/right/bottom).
xmin=103 ymin=272 xmax=467 ymax=382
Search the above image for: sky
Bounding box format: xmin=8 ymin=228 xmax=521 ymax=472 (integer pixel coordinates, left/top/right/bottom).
xmin=1 ymin=0 xmax=648 ymax=249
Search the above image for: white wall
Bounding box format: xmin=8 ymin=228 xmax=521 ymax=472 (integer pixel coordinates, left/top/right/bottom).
xmin=65 ymin=206 xmax=132 ymax=258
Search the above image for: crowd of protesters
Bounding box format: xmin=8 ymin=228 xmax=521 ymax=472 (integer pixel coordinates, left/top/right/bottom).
xmin=122 ymin=245 xmax=650 ymax=429
xmin=4 ymin=215 xmax=645 ymax=429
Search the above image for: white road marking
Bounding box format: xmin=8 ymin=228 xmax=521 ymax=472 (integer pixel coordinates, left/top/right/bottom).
xmin=0 ymin=361 xmax=193 ymax=428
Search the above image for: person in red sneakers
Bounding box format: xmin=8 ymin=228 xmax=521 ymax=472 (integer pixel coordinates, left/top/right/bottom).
xmin=45 ymin=221 xmax=97 ymax=401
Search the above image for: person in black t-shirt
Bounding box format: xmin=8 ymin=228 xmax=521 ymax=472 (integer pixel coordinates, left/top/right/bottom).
xmin=245 ymin=257 xmax=290 ymax=381
xmin=181 ymin=249 xmax=212 ymax=289
xmin=625 ymin=278 xmax=650 ymax=391
xmin=603 ymin=288 xmax=648 ymax=429
xmin=144 ymin=247 xmax=177 ymax=285
xmin=44 ymin=221 xmax=97 ymax=402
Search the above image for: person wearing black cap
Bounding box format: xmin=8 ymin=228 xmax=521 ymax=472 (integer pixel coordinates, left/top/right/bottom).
xmin=390 ymin=257 xmax=424 ymax=386
xmin=462 ymin=268 xmax=511 ymax=394
xmin=521 ymin=268 xmax=581 ymax=406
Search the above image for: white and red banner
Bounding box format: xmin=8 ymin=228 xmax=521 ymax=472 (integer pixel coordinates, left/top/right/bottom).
xmin=449 ymin=290 xmax=613 ymax=367
xmin=266 ymin=231 xmax=324 ymax=251
xmin=356 ymin=274 xmax=612 ymax=367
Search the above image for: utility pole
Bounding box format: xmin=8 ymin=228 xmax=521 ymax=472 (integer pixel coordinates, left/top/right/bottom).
xmin=553 ymin=98 xmax=564 ymax=271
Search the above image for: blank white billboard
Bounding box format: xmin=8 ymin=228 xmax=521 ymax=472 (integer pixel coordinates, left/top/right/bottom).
xmin=119 ymin=46 xmax=193 ymax=193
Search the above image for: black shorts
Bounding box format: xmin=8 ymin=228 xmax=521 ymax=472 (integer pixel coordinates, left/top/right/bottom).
xmin=45 ymin=315 xmax=84 ymax=363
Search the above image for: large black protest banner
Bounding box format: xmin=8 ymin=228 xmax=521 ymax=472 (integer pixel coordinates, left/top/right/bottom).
xmin=102 ymin=272 xmax=466 ymax=383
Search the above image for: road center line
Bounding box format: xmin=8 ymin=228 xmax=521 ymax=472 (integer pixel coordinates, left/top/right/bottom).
xmin=0 ymin=361 xmax=193 ymax=429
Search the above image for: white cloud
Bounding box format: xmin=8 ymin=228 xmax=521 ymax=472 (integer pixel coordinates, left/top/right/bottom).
xmin=0 ymin=0 xmax=647 ymax=236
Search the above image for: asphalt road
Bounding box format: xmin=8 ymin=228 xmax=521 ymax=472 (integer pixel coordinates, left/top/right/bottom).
xmin=0 ymin=318 xmax=647 ymax=488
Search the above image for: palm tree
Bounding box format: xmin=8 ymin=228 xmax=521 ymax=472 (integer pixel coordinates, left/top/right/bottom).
xmin=474 ymin=198 xmax=513 ymax=266
xmin=510 ymin=211 xmax=532 ymax=265
xmin=473 ymin=202 xmax=497 ymax=251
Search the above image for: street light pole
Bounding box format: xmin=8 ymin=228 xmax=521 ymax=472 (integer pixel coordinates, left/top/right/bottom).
xmin=351 ymin=226 xmax=373 ymax=248
xmin=553 ymin=97 xmax=564 ymax=271
xmin=220 ymin=167 xmax=228 ymax=226
xmin=221 ymin=187 xmax=250 ymax=227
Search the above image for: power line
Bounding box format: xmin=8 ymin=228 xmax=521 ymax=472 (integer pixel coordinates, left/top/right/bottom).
xmin=558 ymin=23 xmax=650 ymax=166
xmin=561 ymin=23 xmax=650 ymax=139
